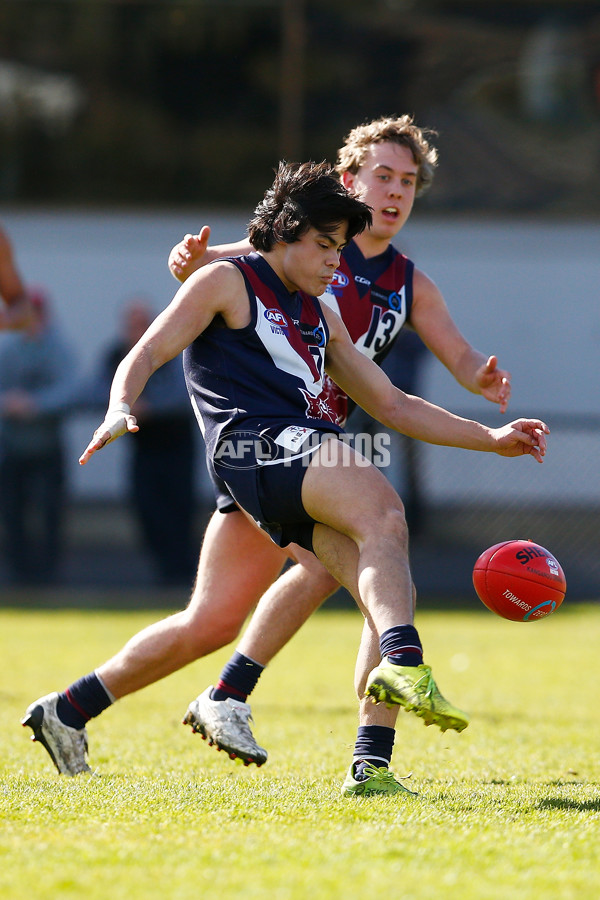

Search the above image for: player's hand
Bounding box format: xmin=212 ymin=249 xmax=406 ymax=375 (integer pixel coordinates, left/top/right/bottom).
xmin=476 ymin=355 xmax=511 ymax=413
xmin=168 ymin=225 xmax=211 ymax=282
xmin=491 ymin=418 xmax=549 ymax=463
xmin=79 ymin=408 xmax=139 ymax=465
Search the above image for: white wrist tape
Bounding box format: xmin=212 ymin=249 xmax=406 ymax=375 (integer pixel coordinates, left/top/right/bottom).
xmin=110 ymin=401 xmax=131 ymax=415
xmin=102 ymin=403 xmax=133 ymax=441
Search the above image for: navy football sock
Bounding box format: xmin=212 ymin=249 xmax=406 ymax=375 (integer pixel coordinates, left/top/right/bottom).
xmin=55 ymin=671 xmax=114 ymax=729
xmin=353 ymin=725 xmax=395 ymax=781
xmin=380 ymin=624 xmax=423 ymax=667
xmin=211 ymin=651 xmax=265 ymax=702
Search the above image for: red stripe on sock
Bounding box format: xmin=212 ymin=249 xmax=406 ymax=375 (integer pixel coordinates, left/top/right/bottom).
xmin=65 ymin=688 xmax=91 ymax=722
xmin=215 ymin=680 xmax=247 ymax=701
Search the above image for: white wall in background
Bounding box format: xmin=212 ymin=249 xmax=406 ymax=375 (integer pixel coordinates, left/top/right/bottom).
xmin=1 ymin=209 xmax=598 ymax=501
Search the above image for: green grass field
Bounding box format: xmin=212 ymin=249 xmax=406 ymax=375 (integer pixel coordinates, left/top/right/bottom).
xmin=1 ymin=602 xmax=599 ymax=900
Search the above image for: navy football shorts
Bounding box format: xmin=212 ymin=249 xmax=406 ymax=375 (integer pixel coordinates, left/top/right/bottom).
xmin=211 ymin=422 xmax=341 ymax=552
xmin=208 ymin=464 xmax=239 ymax=515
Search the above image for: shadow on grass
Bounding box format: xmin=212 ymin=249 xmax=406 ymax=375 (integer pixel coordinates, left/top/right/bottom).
xmin=537 ymin=797 xmax=600 ymax=813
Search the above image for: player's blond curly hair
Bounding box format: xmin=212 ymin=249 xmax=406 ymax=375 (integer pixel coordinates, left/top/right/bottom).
xmin=336 ymin=115 xmax=438 ymax=196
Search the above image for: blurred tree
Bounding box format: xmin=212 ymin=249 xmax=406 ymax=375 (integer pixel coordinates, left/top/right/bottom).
xmin=0 ymin=0 xmax=598 ymax=211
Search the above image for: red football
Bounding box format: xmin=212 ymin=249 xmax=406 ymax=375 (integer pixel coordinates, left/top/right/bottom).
xmin=473 ymin=539 xmax=566 ymax=622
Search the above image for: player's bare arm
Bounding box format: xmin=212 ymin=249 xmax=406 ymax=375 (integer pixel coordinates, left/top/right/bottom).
xmin=321 ymin=303 xmax=546 ymax=461
xmin=410 ymin=268 xmax=511 ymax=412
xmin=168 ymin=225 xmax=252 ymax=283
xmin=79 ymin=262 xmax=248 ymax=464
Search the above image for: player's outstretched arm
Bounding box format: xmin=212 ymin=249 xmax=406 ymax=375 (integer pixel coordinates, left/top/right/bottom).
xmin=168 ymin=226 xmax=252 ymax=283
xmin=322 ymin=304 xmax=548 ymax=460
xmin=80 ymin=262 xmax=247 ymax=465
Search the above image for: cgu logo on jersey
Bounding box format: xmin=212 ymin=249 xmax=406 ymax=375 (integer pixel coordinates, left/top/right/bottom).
xmin=324 ymin=270 xmax=349 ymax=298
xmin=265 ymin=308 xmax=289 ymax=336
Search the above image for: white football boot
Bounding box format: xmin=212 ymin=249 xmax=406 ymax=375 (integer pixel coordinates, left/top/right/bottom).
xmin=182 ymin=686 xmax=267 ymax=766
xmin=21 ymin=692 xmax=91 ymax=775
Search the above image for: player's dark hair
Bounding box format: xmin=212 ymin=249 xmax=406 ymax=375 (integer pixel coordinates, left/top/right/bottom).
xmin=248 ymin=160 xmax=372 ymax=252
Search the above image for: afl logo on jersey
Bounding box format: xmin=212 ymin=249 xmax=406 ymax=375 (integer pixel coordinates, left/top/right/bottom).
xmin=325 ymin=270 xmax=349 ymax=299
xmin=331 ymin=271 xmax=349 ymax=289
xmin=265 ymin=308 xmax=289 ymax=335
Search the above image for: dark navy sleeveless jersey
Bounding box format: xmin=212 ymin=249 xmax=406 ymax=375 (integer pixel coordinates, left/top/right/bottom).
xmin=183 ymin=253 xmax=344 ymax=456
xmin=320 ymin=239 xmax=414 ymax=425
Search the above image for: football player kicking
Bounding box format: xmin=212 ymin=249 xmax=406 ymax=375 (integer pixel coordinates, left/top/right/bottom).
xmin=167 ymin=117 xmax=514 ymax=795
xmin=22 ymin=132 xmax=541 ymax=798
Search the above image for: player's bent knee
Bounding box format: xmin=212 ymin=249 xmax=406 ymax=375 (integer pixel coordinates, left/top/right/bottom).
xmin=363 ymin=505 xmax=408 ymax=548
xmin=183 ymin=607 xmax=245 ymax=655
xmin=287 ymin=543 xmax=340 ymax=597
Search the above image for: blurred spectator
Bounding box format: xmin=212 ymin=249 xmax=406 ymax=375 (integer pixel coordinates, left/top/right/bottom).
xmin=0 ymin=224 xmax=32 ymax=330
xmin=0 ymin=287 xmax=78 ymax=582
xmin=87 ymin=297 xmax=198 ymax=585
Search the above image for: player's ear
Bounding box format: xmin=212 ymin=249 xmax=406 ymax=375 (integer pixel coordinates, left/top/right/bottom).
xmin=341 ymin=170 xmax=355 ymax=192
